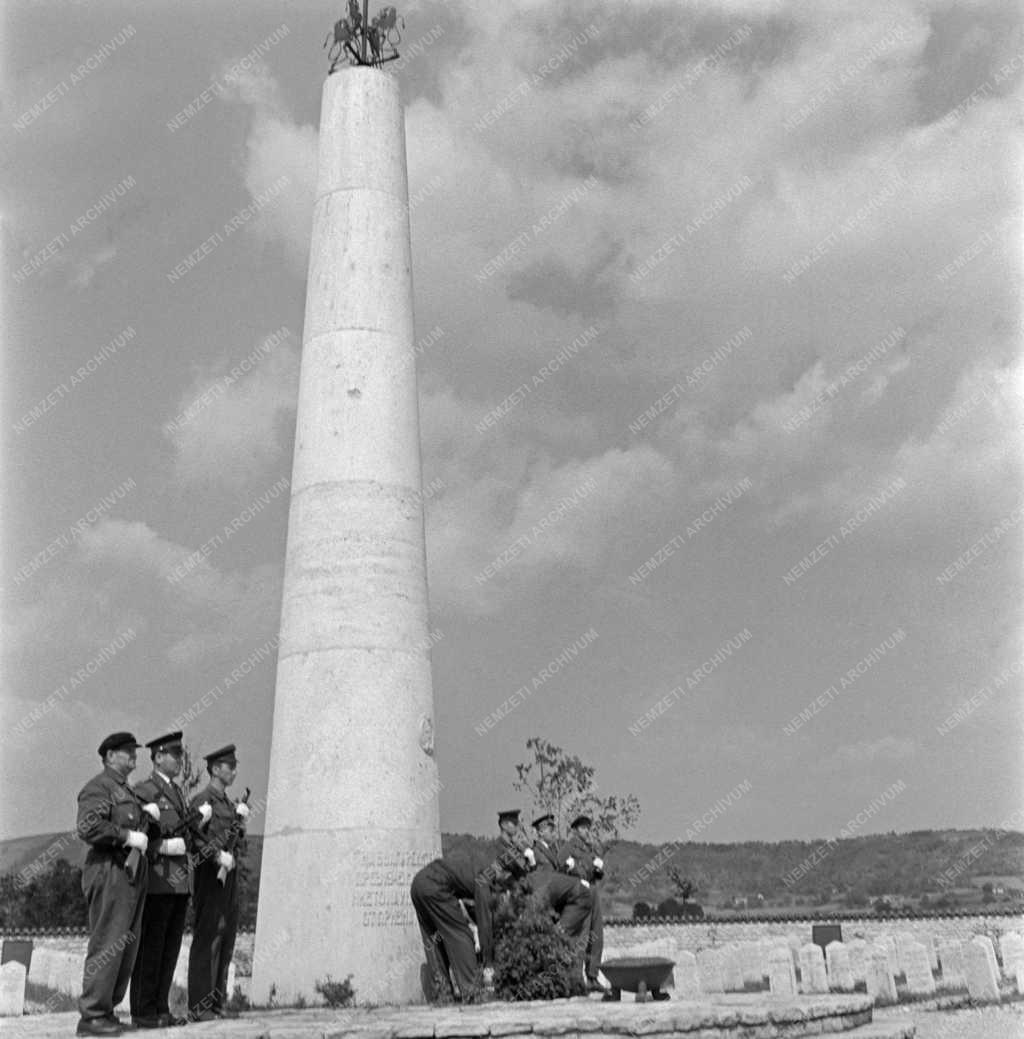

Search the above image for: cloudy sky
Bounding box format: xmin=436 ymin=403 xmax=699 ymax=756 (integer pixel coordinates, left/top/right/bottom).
xmin=3 ymin=0 xmax=1022 ymax=846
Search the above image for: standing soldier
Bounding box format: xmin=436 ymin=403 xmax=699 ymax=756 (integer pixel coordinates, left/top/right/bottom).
xmin=411 ymin=810 xmax=533 ymax=1002
xmin=76 ymin=732 xmax=159 ymax=1037
xmin=187 ymin=744 xmax=249 ymax=1021
xmin=565 ymin=815 xmax=606 ymax=992
xmin=529 ymin=814 xmax=594 ymax=940
xmin=129 ymin=732 xmax=211 ymax=1028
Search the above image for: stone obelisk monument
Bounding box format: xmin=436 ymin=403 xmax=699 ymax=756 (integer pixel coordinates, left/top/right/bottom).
xmin=251 ymin=55 xmax=441 ymax=1005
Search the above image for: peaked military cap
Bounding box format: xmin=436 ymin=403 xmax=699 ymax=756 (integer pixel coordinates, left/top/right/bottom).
xmin=98 ymin=731 xmax=142 ymax=756
xmin=532 ymin=813 xmax=554 ymax=829
xmin=204 ymin=743 xmax=237 ymax=766
xmin=497 ymin=809 xmax=520 ymax=824
xmin=147 ymin=730 xmax=184 ymax=753
xmin=570 ymin=814 xmax=592 ymax=829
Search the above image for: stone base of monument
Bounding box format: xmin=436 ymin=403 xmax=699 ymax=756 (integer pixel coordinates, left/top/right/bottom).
xmin=6 ymin=993 xmax=917 ymax=1039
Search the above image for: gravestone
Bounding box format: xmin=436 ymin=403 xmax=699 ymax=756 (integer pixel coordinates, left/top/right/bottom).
xmin=27 ymin=947 xmax=52 ymax=988
xmin=722 ymin=946 xmax=745 ymax=991
xmin=847 ymin=937 xmax=868 ymax=983
xmin=0 ymin=962 xmax=26 ymax=1018
xmin=867 ymin=946 xmax=897 ymax=1005
xmin=825 ymin=940 xmax=854 ymax=991
xmin=739 ymin=942 xmax=763 ymax=986
xmin=54 ymin=951 xmax=80 ymax=995
xmin=937 ymin=940 xmax=966 ymax=989
xmin=894 ymin=931 xmax=915 ymax=977
xmin=798 ymin=942 xmax=828 ymax=993
xmin=902 ymin=940 xmax=936 ymax=996
xmin=873 ymin=937 xmax=897 ymax=978
xmin=999 ymin=931 xmax=1024 ymax=978
xmin=964 ymin=937 xmax=1000 ymax=1003
xmin=767 ymin=945 xmax=796 ymax=997
xmin=697 ymin=949 xmax=724 ymax=992
xmin=675 ymin=951 xmax=702 ymax=999
xmin=922 ymin=932 xmax=938 ymax=971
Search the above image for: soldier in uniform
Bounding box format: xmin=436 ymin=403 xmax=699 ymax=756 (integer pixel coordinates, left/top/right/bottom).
xmin=564 ymin=815 xmax=606 ymax=992
xmin=129 ymin=731 xmax=212 ymax=1028
xmin=76 ymin=732 xmax=160 ymax=1037
xmin=187 ymin=744 xmax=249 ymax=1021
xmin=411 ymin=809 xmax=533 ymax=1002
xmin=529 ymin=814 xmax=594 ymax=940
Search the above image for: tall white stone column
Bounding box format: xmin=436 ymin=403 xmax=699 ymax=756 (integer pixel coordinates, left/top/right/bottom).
xmin=251 ymin=66 xmax=441 ymax=1006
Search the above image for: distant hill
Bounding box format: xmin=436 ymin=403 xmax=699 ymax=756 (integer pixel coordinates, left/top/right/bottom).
xmin=5 ymin=828 xmax=1023 ymax=918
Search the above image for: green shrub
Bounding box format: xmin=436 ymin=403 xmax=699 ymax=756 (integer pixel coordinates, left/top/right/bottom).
xmin=315 ymin=974 xmax=356 ymax=1008
xmin=492 ymin=883 xmax=587 ymax=1001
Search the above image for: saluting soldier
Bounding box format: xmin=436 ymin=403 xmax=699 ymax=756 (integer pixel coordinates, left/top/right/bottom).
xmin=129 ymin=731 xmax=212 ymax=1028
xmin=76 ymin=732 xmax=161 ymax=1037
xmin=187 ymin=744 xmax=249 ymax=1021
xmin=529 ymin=813 xmax=594 ymax=940
xmin=411 ymin=809 xmax=533 ymax=1002
xmin=564 ymin=814 xmax=606 ymax=992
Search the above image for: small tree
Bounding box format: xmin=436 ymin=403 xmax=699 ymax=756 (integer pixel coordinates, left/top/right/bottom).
xmin=513 ymin=738 xmax=640 ymax=844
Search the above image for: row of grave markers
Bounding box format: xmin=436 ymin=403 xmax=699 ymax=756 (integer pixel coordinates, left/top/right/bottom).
xmin=602 ymin=928 xmax=1024 ymax=1006
xmin=0 ymin=943 xmax=234 ymax=1017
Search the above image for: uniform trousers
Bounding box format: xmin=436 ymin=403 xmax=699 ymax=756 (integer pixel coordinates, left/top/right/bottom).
xmin=78 ymin=856 xmax=148 ymax=1021
xmin=410 ymin=861 xmax=488 ymax=1000
xmin=187 ymin=862 xmax=238 ymax=1014
xmin=130 ymin=893 xmax=189 ymax=1018
xmin=584 ymin=892 xmax=604 ymax=979
xmin=530 ymin=872 xmax=593 ymax=937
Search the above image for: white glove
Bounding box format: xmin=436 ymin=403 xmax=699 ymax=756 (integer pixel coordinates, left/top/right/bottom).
xmin=593 ymin=857 xmax=604 ymax=870
xmin=482 ymin=966 xmax=495 ymax=988
xmin=217 ymin=851 xmax=235 ymax=872
xmin=124 ymin=830 xmax=148 ymax=852
xmin=235 ymin=803 xmax=250 ymax=819
xmin=523 ymin=848 xmax=536 ymax=866
xmin=580 ymin=879 xmax=590 ymax=888
xmin=198 ymin=803 xmax=213 ymax=825
xmin=159 ymin=837 xmax=187 ymax=856
xmin=143 ymin=803 xmax=161 ymax=822
xmin=565 ymin=856 xmax=576 ymax=869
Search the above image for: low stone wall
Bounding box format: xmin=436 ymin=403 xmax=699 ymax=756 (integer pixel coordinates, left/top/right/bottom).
xmin=602 ymin=913 xmax=1024 ymax=960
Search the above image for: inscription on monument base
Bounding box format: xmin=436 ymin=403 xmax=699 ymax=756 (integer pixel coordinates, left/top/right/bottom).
xmin=352 ymin=848 xmax=434 ymax=928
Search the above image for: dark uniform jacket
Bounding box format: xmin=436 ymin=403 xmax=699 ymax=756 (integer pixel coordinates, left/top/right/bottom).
xmin=438 ymin=840 xmax=531 ymax=899
xmin=532 ymin=837 xmax=572 ymax=874
xmin=189 ymin=784 xmax=243 ymax=871
xmin=133 ymin=771 xmax=192 ymax=896
xmin=565 ymin=833 xmax=604 ymax=882
xmin=77 ymin=767 xmax=147 ymax=866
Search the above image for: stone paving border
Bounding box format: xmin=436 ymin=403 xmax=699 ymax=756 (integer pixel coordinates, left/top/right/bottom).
xmin=0 ymin=993 xmax=893 ymax=1039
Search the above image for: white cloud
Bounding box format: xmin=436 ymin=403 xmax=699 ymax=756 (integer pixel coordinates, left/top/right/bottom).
xmin=164 ymin=331 xmax=299 ymax=487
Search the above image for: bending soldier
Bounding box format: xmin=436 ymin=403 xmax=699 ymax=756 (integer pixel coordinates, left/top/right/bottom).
xmin=76 ymin=732 xmax=159 ymax=1037
xmin=411 ymin=809 xmax=532 ymax=1002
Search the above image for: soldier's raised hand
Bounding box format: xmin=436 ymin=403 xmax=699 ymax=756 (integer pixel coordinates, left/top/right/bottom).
xmin=235 ymin=802 xmax=250 ymax=819
xmin=198 ymin=803 xmax=213 ymax=825
xmin=143 ymin=802 xmax=161 ymax=821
